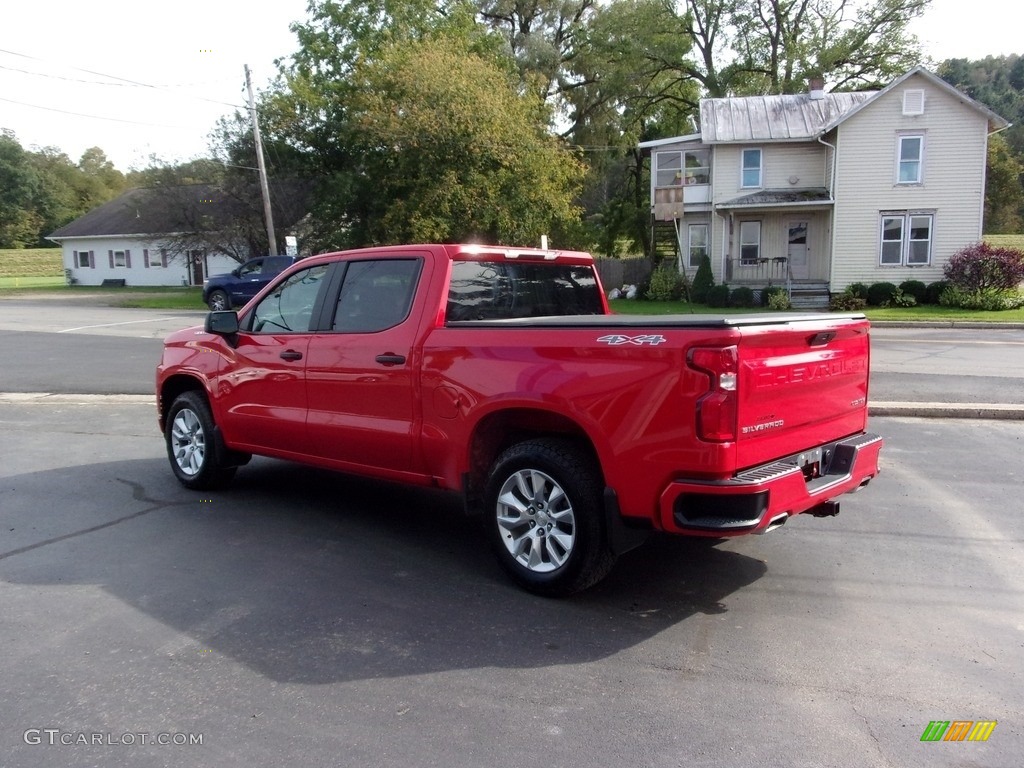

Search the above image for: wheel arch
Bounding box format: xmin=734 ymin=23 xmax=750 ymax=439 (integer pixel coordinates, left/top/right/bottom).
xmin=158 ymin=374 xmax=209 ymax=433
xmin=462 ymin=407 xmax=603 ymax=510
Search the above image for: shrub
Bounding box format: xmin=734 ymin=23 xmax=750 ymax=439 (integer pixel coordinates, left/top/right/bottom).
xmin=645 ymin=263 xmax=684 ymax=301
xmin=762 ymin=286 xmax=790 ymax=310
xmin=898 ymin=280 xmax=927 ymax=303
xmin=691 ymin=255 xmax=715 ymax=304
xmin=830 ymin=291 xmax=867 ymax=311
xmin=924 ymin=280 xmax=949 ymax=305
xmin=866 ymin=281 xmax=898 ymax=306
xmin=940 ymin=285 xmax=1024 ymax=310
xmin=729 ymin=286 xmax=756 ymax=307
xmin=884 ymin=287 xmax=917 ymax=307
xmin=944 ymin=242 xmax=1024 ymax=293
xmin=766 ymin=288 xmax=792 ymax=310
xmin=706 ymin=284 xmax=731 ymax=308
xmin=846 ymin=282 xmax=870 ymax=301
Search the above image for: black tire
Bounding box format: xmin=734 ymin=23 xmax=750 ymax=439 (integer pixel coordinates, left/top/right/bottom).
xmin=207 ymin=289 xmax=229 ymax=311
xmin=484 ymin=438 xmax=616 ymax=596
xmin=165 ymin=391 xmax=237 ymax=490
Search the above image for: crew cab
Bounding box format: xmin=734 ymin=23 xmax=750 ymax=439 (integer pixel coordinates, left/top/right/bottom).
xmin=157 ymin=244 xmax=882 ymax=595
xmin=202 ymin=255 xmax=295 ymax=310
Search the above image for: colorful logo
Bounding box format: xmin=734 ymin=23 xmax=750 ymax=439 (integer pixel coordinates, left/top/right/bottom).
xmin=920 ymin=720 xmax=997 ymax=742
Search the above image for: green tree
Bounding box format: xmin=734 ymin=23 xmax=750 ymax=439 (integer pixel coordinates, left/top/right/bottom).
xmin=347 ymin=36 xmax=586 ymax=244
xmin=661 ymin=0 xmax=929 ymax=97
xmin=0 ymin=131 xmax=42 ymax=248
xmin=984 ymin=134 xmax=1024 ymax=233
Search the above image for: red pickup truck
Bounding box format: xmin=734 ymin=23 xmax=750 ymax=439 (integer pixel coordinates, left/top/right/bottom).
xmin=157 ymin=243 xmax=881 ymax=595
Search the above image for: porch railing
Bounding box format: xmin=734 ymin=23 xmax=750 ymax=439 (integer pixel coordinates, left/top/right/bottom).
xmin=725 ymin=257 xmax=788 ymax=285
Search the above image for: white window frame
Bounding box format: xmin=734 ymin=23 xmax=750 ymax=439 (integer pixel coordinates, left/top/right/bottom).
xmin=113 ymin=250 xmax=127 ymax=268
xmin=741 ymin=148 xmax=762 ymax=189
xmin=879 ymin=211 xmax=933 ymax=266
xmin=76 ymin=251 xmax=91 ymax=268
xmin=655 ymin=150 xmax=683 ymax=187
xmin=683 ymin=149 xmax=710 ymax=185
xmin=147 ymin=249 xmax=162 ymax=267
xmin=897 ymin=135 xmax=924 ymax=185
xmin=655 ymin=148 xmax=711 ymax=187
xmin=739 ymin=221 xmax=761 ymax=265
xmin=688 ymin=223 xmax=708 ymax=269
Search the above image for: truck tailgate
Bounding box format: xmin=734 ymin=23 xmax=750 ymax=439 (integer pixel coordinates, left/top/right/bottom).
xmin=735 ymin=316 xmax=870 ymax=470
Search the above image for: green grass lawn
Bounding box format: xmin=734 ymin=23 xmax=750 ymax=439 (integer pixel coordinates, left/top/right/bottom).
xmin=610 ymin=299 xmax=1024 ymax=322
xmin=0 ymin=276 xmax=65 ymax=288
xmin=0 ymin=248 xmax=62 ymax=278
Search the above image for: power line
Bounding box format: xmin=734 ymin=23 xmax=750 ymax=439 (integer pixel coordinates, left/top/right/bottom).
xmin=0 ymin=47 xmax=247 ymax=110
xmin=0 ymin=62 xmax=235 ymax=89
xmin=0 ymin=95 xmax=191 ymax=128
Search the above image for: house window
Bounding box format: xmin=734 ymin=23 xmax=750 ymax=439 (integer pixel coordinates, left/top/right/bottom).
xmin=688 ymin=224 xmax=708 ymax=269
xmin=741 ymin=148 xmax=762 ymax=188
xmin=655 ymin=151 xmax=683 ymax=186
xmin=147 ymin=250 xmax=162 ymax=267
xmin=113 ymin=250 xmax=127 ymax=268
xmin=897 ymin=135 xmax=923 ymax=184
xmin=684 ymin=149 xmax=710 ymax=185
xmin=655 ymin=149 xmax=711 ymax=186
xmin=739 ymin=221 xmax=761 ymax=265
xmin=76 ymin=251 xmax=91 ymax=268
xmin=880 ymin=212 xmax=933 ymax=266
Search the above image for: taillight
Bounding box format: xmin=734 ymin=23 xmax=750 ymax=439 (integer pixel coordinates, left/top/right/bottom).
xmin=688 ymin=345 xmax=738 ymax=442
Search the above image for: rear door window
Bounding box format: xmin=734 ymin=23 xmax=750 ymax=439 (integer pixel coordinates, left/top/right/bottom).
xmin=331 ymin=259 xmax=422 ymax=333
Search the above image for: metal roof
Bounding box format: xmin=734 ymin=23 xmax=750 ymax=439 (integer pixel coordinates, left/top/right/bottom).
xmin=700 ymin=92 xmax=876 ymax=143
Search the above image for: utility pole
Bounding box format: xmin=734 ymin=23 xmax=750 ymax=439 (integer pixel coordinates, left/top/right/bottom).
xmin=244 ymin=64 xmax=277 ymax=255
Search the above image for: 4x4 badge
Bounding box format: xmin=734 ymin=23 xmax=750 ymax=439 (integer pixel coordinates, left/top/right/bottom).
xmin=597 ymin=334 xmax=667 ymax=346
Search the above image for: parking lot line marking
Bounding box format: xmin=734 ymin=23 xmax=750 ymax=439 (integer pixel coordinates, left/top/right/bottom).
xmin=58 ymin=317 xmax=182 ymax=333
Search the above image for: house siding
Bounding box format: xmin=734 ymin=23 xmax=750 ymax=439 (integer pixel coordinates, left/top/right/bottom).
xmin=831 ymin=72 xmax=990 ymax=290
xmin=61 ymin=237 xmax=238 ymax=287
xmin=710 ymin=143 xmax=831 ymax=284
xmin=714 ymin=142 xmax=828 ymax=197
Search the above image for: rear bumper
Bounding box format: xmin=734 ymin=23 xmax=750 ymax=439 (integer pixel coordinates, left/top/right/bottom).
xmin=659 ymin=433 xmax=882 ymax=535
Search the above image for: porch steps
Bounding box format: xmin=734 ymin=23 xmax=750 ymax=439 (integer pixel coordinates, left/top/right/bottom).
xmin=788 ymin=282 xmax=831 ymax=310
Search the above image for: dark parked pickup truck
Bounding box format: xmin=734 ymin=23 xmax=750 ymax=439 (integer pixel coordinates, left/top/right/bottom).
xmin=202 ymin=255 xmax=295 ymax=310
xmin=158 ymin=244 xmax=882 ymax=595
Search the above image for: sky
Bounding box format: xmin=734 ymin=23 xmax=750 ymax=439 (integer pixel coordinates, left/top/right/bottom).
xmin=1 ymin=0 xmax=1020 ymax=173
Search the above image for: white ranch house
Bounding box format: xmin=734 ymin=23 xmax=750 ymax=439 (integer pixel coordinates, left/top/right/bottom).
xmin=49 ymin=186 xmax=241 ymax=287
xmin=640 ymin=66 xmax=1009 ymax=307
xmin=49 ymin=183 xmax=308 ymax=287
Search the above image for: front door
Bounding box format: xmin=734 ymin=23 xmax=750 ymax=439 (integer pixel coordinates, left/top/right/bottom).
xmin=788 ymin=222 xmax=809 ymax=280
xmin=190 ymin=250 xmax=206 ymax=286
xmin=216 ymin=263 xmax=331 ymax=454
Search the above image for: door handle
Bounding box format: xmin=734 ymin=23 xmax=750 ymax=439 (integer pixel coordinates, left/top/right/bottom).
xmin=280 ymin=350 xmax=303 ymax=361
xmin=375 ymin=354 xmax=406 ymax=366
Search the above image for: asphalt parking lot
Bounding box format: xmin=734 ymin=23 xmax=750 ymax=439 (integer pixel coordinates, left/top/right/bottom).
xmin=1 ymin=301 xmax=1022 ymax=767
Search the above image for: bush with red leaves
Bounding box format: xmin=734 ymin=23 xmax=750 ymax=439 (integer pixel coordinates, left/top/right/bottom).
xmin=943 ymin=242 xmax=1024 ymax=293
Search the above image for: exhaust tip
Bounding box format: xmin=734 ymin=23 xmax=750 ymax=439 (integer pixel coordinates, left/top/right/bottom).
xmin=808 ymin=500 xmax=840 ymax=518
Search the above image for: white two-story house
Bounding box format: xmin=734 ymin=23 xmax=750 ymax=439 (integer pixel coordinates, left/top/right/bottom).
xmin=639 ymin=66 xmax=1009 ymax=307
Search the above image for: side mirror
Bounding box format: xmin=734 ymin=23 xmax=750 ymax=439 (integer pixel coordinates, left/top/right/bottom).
xmin=205 ymin=310 xmax=239 ymax=336
xmin=231 ymin=268 xmax=241 ymax=277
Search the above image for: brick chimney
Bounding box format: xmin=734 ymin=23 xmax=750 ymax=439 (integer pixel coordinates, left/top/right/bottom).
xmin=808 ymin=77 xmax=825 ymax=100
